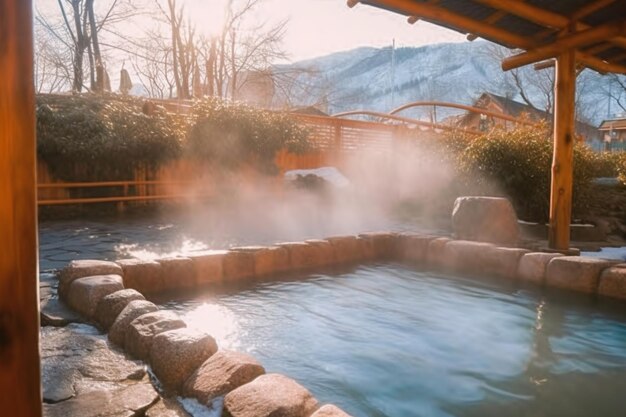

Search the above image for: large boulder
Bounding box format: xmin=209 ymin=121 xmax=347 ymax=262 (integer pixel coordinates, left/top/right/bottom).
xmin=517 ymin=253 xmax=564 ymax=285
xmin=117 ymin=258 xmax=164 ymax=294
xmin=149 ymin=328 xmax=218 ymax=391
xmin=66 ymin=274 xmax=124 ymax=318
xmin=598 ymin=264 xmax=626 ymax=300
xmin=311 ymin=405 xmax=353 ymax=417
xmin=125 ymin=310 xmax=186 ymax=360
xmin=452 ymin=197 xmax=519 ymax=244
xmin=108 ymin=299 xmax=159 ymax=347
xmin=546 ymin=256 xmax=614 ymax=294
xmin=224 ymin=373 xmax=318 ymax=417
xmin=59 ymin=259 xmax=123 ymax=299
xmin=183 ymin=350 xmax=265 ymax=404
xmin=94 ymin=288 xmax=145 ymax=330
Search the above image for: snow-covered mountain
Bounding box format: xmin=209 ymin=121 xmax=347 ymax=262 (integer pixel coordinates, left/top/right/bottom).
xmin=274 ymin=41 xmax=617 ymax=126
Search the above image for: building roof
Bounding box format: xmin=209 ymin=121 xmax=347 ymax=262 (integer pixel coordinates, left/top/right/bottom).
xmin=463 ymin=92 xmax=601 ymax=140
xmin=598 ymin=117 xmax=626 ymax=131
xmin=356 ymin=1 xmax=626 ymax=75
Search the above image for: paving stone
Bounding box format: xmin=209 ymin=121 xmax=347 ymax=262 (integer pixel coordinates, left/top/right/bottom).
xmin=109 ymin=300 xmax=159 ymax=347
xmin=66 ymin=274 xmax=124 ymax=318
xmin=117 ymin=258 xmax=164 ymax=294
xmin=598 ymin=264 xmax=626 ymax=300
xmin=94 ymin=289 xmax=145 ymax=330
xmin=41 ymin=298 xmax=82 ymax=327
xmin=183 ymin=350 xmax=265 ymax=404
xmin=158 ymin=257 xmax=196 ymax=290
xmin=311 ymin=404 xmax=354 ymax=417
xmin=517 ymin=252 xmax=564 ymax=285
xmin=59 ymin=260 xmax=123 ymax=299
xmin=125 ymin=311 xmax=186 ymax=360
xmin=43 ymin=381 xmax=158 ymax=417
xmin=224 ymin=373 xmax=318 ymax=417
xmin=149 ymin=328 xmax=218 ymax=391
xmin=188 ymin=250 xmax=227 ymax=286
xmin=41 ymin=323 xmax=146 ymax=404
xmin=146 ymin=398 xmax=192 ymax=417
xmin=546 ymin=256 xmax=615 ymax=294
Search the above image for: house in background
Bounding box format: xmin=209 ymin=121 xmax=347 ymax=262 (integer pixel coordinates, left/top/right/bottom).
xmin=459 ymin=92 xmax=601 ymax=144
xmin=598 ymin=116 xmax=626 ymax=151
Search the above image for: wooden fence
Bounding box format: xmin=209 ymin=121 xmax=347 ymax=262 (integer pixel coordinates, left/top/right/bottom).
xmin=37 ymin=112 xmax=407 ymax=206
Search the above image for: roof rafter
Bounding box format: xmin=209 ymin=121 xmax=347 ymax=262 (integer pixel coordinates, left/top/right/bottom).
xmin=503 ymin=19 xmax=626 ymax=70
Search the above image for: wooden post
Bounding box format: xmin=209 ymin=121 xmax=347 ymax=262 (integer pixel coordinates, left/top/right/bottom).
xmin=548 ymin=48 xmax=576 ymax=250
xmin=0 ymin=1 xmax=42 ymax=416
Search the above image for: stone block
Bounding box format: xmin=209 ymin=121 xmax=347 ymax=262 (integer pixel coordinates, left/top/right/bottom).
xmin=189 ymin=250 xmax=228 ymax=286
xmin=223 ymin=250 xmax=256 ymax=283
xmin=452 ymin=197 xmax=519 ymax=244
xmin=598 ymin=264 xmax=626 ymax=300
xmin=358 ymin=232 xmax=398 ymax=260
xmin=278 ymin=242 xmax=324 ymax=271
xmin=66 ymin=274 xmax=124 ymax=318
xmin=426 ymin=237 xmax=451 ymax=270
xmin=231 ymin=246 xmax=291 ymax=277
xmin=311 ymin=405 xmax=353 ymax=417
xmin=517 ymin=253 xmax=564 ymax=285
xmin=108 ymin=299 xmax=159 ymax=347
xmin=116 ymin=258 xmax=164 ymax=294
xmin=326 ymin=236 xmax=360 ymax=264
xmin=305 ymin=240 xmax=335 ymax=267
xmin=396 ymin=234 xmax=427 ymax=264
xmin=157 ymin=256 xmax=195 ymax=290
xmin=443 ymin=240 xmax=495 ymax=273
xmin=59 ymin=260 xmax=122 ymax=299
xmin=125 ymin=310 xmax=186 ymax=360
xmin=546 ymin=256 xmax=614 ymax=294
xmin=482 ymin=247 xmax=530 ymax=279
xmin=224 ymin=373 xmax=318 ymax=417
xmin=149 ymin=328 xmax=218 ymax=391
xmin=183 ymin=350 xmax=265 ymax=404
xmin=94 ymin=289 xmax=145 ymax=330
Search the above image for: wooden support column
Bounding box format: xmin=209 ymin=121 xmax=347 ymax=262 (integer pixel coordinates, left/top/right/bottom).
xmin=0 ymin=1 xmax=42 ymax=416
xmin=548 ymin=48 xmax=576 ymax=251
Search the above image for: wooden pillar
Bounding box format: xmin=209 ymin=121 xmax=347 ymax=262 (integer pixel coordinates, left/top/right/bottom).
xmin=0 ymin=1 xmax=42 ymax=416
xmin=548 ymin=48 xmax=576 ymax=250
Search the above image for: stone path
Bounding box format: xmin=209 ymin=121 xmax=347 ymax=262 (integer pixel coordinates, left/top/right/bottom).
xmin=40 ymin=272 xmax=191 ymax=416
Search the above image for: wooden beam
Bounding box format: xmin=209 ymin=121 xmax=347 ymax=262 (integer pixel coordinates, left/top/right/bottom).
xmin=502 ymin=20 xmax=626 ymax=70
xmin=534 ymin=59 xmax=556 ymax=71
xmin=467 ymin=9 xmax=507 ymax=41
xmin=549 ymin=48 xmax=576 ymax=251
xmin=578 ymin=51 xmax=626 ymax=75
xmin=584 ymin=42 xmax=614 ymax=55
xmin=570 ymin=0 xmax=616 ymax=22
xmin=0 ymin=1 xmax=42 ymax=416
xmin=365 ymin=0 xmax=534 ymax=49
xmin=474 ymin=0 xmax=568 ymax=29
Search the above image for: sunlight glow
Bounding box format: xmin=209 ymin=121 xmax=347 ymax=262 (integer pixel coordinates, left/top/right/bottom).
xmin=183 ymin=303 xmax=241 ymax=349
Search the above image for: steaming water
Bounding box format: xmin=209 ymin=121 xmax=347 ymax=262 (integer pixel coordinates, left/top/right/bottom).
xmin=162 ymin=264 xmax=626 ymax=417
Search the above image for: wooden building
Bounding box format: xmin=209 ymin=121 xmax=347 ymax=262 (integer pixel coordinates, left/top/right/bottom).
xmin=598 ymin=116 xmax=626 ymax=150
xmin=461 ymin=92 xmax=602 ymax=142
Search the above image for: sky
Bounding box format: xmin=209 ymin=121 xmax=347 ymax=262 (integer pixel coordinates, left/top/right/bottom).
xmin=183 ymin=0 xmax=467 ymax=61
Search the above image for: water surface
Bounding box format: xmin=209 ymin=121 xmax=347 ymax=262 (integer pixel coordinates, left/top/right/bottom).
xmin=162 ymin=264 xmax=626 ymax=417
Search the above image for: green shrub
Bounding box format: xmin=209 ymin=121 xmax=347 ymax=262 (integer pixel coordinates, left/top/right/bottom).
xmin=37 ymin=94 xmax=184 ymax=181
xmin=188 ymin=98 xmax=309 ymax=174
xmin=617 ymin=153 xmax=626 ymax=185
xmin=456 ymin=123 xmax=596 ymax=222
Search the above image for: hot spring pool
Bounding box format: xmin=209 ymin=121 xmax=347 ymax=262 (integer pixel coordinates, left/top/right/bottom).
xmin=161 ymin=264 xmax=626 ymax=417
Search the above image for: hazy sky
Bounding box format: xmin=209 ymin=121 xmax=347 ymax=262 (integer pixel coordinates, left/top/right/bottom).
xmin=36 ymin=0 xmax=467 ymax=62
xmin=184 ymin=0 xmax=467 ymax=61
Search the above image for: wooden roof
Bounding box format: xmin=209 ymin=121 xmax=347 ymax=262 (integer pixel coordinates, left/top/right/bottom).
xmin=599 ymin=117 xmax=626 ymax=130
xmin=351 ymin=0 xmax=626 ymax=75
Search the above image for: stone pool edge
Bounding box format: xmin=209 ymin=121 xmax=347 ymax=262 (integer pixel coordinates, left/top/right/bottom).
xmin=54 ymin=232 xmax=626 ymax=417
